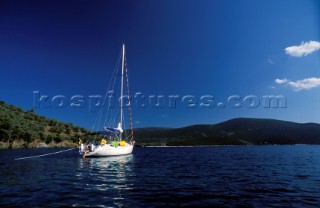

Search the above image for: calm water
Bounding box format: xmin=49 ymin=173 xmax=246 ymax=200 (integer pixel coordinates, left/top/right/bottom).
xmin=1 ymin=146 xmax=320 ymax=207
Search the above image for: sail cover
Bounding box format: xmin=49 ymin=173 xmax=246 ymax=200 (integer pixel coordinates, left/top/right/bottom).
xmin=89 ymin=127 xmax=121 ymax=137
xmin=88 ymin=131 xmax=116 ymax=137
xmin=104 ymin=127 xmax=121 ymax=134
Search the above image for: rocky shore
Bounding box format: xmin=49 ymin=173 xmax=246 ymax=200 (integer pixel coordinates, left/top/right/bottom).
xmin=0 ymin=140 xmax=78 ymax=149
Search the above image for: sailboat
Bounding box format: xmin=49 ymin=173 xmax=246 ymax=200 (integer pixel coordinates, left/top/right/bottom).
xmin=79 ymin=44 xmax=135 ymax=157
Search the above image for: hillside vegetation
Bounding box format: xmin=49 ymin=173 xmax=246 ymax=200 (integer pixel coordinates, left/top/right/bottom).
xmin=0 ymin=101 xmax=88 ymax=148
xmin=134 ymin=118 xmax=320 ymax=146
xmin=1 ymin=101 xmax=320 ymax=148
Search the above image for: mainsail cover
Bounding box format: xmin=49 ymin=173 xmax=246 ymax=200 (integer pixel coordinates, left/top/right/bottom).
xmin=104 ymin=127 xmax=121 ymax=134
xmin=89 ymin=127 xmax=121 ymax=137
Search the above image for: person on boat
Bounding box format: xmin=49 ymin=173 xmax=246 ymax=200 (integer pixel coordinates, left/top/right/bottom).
xmin=111 ymin=140 xmax=119 ymax=148
xmin=100 ymin=137 xmax=107 ymax=146
xmin=83 ymin=142 xmax=91 ymax=159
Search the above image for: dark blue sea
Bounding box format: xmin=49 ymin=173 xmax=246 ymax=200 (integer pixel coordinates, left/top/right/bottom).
xmin=1 ymin=146 xmax=320 ymax=207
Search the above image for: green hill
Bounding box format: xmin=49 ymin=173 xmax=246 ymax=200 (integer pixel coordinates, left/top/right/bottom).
xmin=0 ymin=101 xmax=89 ymax=148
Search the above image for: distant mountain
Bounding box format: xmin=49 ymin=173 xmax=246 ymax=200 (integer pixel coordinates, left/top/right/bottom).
xmin=133 ymin=118 xmax=320 ymax=146
xmin=1 ymin=100 xmax=320 ymax=148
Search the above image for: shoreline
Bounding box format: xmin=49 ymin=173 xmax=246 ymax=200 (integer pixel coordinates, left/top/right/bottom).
xmin=0 ymin=140 xmax=78 ymax=149
xmin=1 ymin=143 xmax=316 ymax=150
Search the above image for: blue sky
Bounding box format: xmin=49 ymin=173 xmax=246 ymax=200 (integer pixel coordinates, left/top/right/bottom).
xmin=0 ymin=0 xmax=319 ymax=129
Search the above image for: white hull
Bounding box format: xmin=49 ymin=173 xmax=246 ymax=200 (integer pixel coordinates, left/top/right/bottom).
xmin=80 ymin=142 xmax=134 ymax=157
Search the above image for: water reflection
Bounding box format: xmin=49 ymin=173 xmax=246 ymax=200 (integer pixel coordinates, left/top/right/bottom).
xmin=74 ymin=155 xmax=134 ymax=207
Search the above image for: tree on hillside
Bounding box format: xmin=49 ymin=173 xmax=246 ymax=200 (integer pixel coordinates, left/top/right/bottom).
xmin=0 ymin=101 xmax=89 ymax=146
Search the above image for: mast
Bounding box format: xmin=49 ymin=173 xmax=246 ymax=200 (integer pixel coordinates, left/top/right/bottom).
xmin=120 ymin=44 xmax=125 ymax=140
